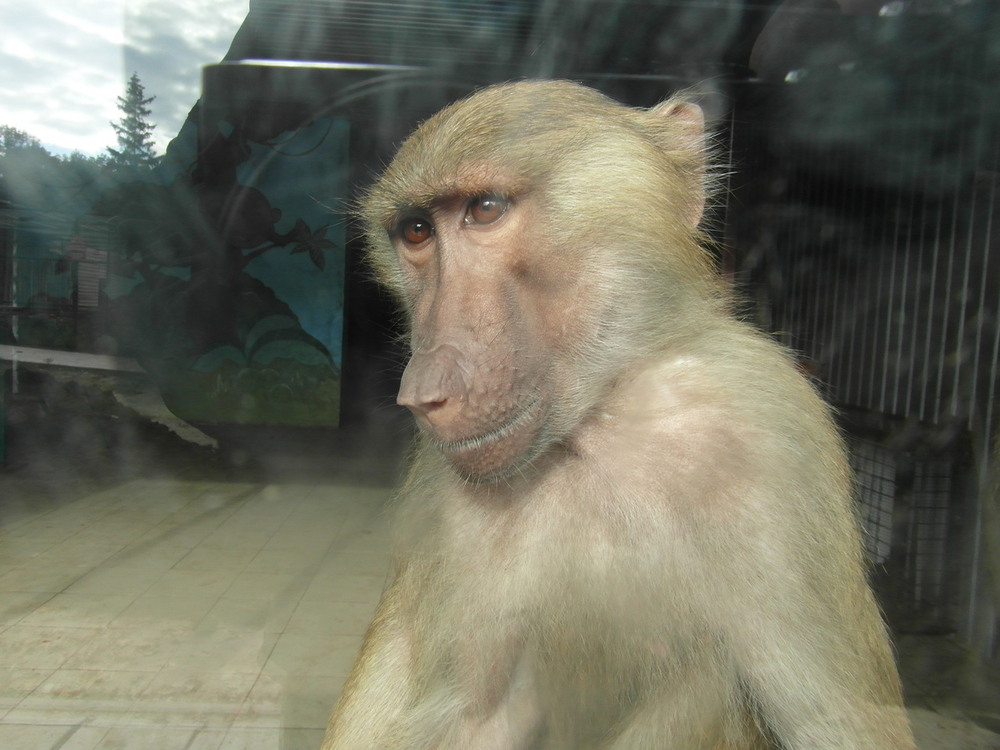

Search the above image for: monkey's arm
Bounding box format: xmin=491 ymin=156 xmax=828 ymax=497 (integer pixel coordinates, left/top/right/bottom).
xmin=437 ymin=648 xmax=543 ymax=750
xmin=725 ymin=521 xmax=915 ymax=750
xmin=322 ymin=567 xmax=542 ymax=750
xmin=320 ymin=580 xmax=416 ymax=749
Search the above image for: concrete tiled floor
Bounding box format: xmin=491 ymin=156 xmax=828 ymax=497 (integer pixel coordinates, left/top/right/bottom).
xmin=0 ymin=478 xmax=393 ymax=749
xmin=5 ymin=480 xmax=1000 ymax=750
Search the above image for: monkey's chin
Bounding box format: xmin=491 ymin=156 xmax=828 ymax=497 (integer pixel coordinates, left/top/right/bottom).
xmin=431 ymin=399 xmax=545 ymax=483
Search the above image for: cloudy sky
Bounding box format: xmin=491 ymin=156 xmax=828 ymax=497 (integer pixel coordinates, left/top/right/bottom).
xmin=0 ymin=0 xmax=248 ymax=156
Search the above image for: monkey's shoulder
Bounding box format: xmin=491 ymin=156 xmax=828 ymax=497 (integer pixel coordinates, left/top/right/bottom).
xmin=569 ymin=330 xmax=846 ymax=506
xmin=598 ymin=329 xmax=829 ymax=442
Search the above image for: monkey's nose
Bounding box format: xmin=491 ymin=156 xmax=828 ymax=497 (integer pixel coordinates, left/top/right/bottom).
xmin=397 ymin=348 xmax=469 ymax=431
xmin=396 ymin=391 xmax=447 ymax=419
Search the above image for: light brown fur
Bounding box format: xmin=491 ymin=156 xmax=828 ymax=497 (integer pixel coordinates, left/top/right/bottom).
xmin=321 ymin=80 xmax=914 ymax=750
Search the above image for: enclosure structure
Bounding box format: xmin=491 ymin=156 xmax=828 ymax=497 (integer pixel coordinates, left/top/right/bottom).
xmin=2 ymin=0 xmax=997 ymax=662
xmin=726 ymin=17 xmax=999 ymax=656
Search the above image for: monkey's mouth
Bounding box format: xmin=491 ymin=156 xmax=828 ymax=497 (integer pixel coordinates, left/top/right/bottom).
xmin=431 ymin=397 xmax=544 ymax=480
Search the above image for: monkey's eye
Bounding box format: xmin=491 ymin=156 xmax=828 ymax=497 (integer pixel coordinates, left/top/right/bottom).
xmin=398 ymin=217 xmax=434 ymax=245
xmin=466 ymin=194 xmax=509 ymax=225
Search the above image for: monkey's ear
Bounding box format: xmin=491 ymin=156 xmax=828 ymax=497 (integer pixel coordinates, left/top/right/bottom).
xmin=647 ymin=98 xmax=706 ymax=227
xmin=649 ymin=99 xmax=705 ymax=149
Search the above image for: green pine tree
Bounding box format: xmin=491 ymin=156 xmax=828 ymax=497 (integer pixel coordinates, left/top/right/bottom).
xmin=107 ymin=72 xmax=158 ymax=170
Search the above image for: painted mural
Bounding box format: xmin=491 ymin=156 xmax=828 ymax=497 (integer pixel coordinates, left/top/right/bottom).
xmin=92 ymin=111 xmax=349 ymax=427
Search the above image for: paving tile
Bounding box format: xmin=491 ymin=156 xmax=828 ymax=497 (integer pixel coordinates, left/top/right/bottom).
xmin=197 ymin=598 xmax=296 ymax=635
xmin=59 ymin=725 xmax=111 ymax=750
xmin=127 ymin=669 xmax=257 ymax=729
xmin=109 ymin=596 xmax=219 ymax=631
xmin=300 ymin=572 xmax=385 ymax=606
xmin=100 ymin=543 xmax=192 ymax=571
xmin=216 ymin=727 xmax=282 ymax=749
xmin=283 ymin=600 xmax=376 ymax=638
xmin=62 ymin=629 xmax=188 ymax=672
xmin=34 ymin=668 xmax=156 ymax=702
xmin=0 ymin=564 xmax=85 ymax=594
xmin=64 ymin=566 xmax=162 ymax=597
xmin=263 ymin=633 xmax=361 ymax=679
xmin=214 ymin=726 xmax=325 ymax=750
xmin=222 ymin=572 xmax=309 ymax=602
xmin=0 ymin=666 xmax=54 ymax=715
xmin=138 ymin=569 xmax=240 ymax=600
xmin=162 ymin=630 xmax=278 ymax=674
xmin=19 ymin=594 xmax=136 ymax=629
xmin=243 ymin=550 xmax=322 ymax=575
xmin=173 ymin=545 xmax=262 ymax=572
xmin=91 ymin=725 xmax=197 ymax=749
xmin=0 ymin=724 xmax=76 ymax=748
xmin=236 ymin=673 xmax=339 ymax=730
xmin=0 ymin=591 xmax=56 ymax=628
xmin=0 ymin=625 xmax=98 ymax=669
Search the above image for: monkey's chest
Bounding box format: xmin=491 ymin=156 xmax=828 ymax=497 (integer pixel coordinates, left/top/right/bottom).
xmin=408 ymin=478 xmax=740 ymax=747
xmin=439 ymin=475 xmax=715 ymax=668
xmin=453 ymin=587 xmax=731 ymax=749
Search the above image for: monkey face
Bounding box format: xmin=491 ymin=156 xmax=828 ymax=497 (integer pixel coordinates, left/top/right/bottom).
xmin=362 ymin=80 xmax=711 ymax=483
xmin=388 ymin=189 xmax=578 ymax=482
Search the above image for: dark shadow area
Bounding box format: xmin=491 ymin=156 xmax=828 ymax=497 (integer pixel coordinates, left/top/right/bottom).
xmin=0 ymin=363 xmax=411 ymax=517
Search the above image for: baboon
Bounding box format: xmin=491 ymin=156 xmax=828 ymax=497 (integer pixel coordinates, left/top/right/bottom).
xmin=322 ymin=80 xmax=914 ymax=750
